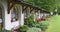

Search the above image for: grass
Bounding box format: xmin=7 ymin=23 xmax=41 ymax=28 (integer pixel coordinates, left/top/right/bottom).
xmin=46 ymin=15 xmax=60 ymax=32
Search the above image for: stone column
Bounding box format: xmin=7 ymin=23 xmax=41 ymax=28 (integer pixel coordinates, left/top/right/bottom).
xmin=31 ymin=9 xmax=35 ymax=21
xmin=33 ymin=10 xmax=36 ymax=21
xmin=18 ymin=5 xmax=24 ymax=26
xmin=38 ymin=10 xmax=40 ymax=18
xmin=26 ymin=7 xmax=30 ymax=17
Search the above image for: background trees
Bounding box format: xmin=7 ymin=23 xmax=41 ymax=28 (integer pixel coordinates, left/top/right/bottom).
xmin=24 ymin=0 xmax=60 ymax=14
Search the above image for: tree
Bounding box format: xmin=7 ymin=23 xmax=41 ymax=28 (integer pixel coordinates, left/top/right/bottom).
xmin=25 ymin=0 xmax=60 ymax=13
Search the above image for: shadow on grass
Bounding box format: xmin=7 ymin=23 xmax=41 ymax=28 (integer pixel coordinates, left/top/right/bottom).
xmin=0 ymin=30 xmax=12 ymax=32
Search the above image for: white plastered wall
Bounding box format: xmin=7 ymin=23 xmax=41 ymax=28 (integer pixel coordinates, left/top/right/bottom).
xmin=0 ymin=0 xmax=25 ymax=30
xmin=0 ymin=0 xmax=11 ymax=30
xmin=0 ymin=0 xmax=15 ymax=30
xmin=18 ymin=5 xmax=24 ymax=26
xmin=4 ymin=4 xmax=25 ymax=30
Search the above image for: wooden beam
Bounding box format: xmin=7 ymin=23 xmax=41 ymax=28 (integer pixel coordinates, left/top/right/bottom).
xmin=22 ymin=6 xmax=27 ymax=10
xmin=7 ymin=0 xmax=16 ymax=14
xmin=30 ymin=7 xmax=34 ymax=13
xmin=22 ymin=5 xmax=29 ymax=13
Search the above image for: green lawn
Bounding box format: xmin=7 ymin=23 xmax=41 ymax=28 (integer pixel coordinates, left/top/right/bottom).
xmin=46 ymin=15 xmax=60 ymax=32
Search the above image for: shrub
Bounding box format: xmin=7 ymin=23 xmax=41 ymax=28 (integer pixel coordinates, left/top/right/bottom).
xmin=20 ymin=25 xmax=29 ymax=32
xmin=27 ymin=27 xmax=41 ymax=32
xmin=24 ymin=15 xmax=38 ymax=27
xmin=0 ymin=30 xmax=11 ymax=32
xmin=24 ymin=14 xmax=49 ymax=31
xmin=39 ymin=21 xmax=49 ymax=31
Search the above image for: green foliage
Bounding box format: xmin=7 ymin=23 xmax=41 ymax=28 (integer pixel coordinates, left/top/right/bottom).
xmin=24 ymin=15 xmax=38 ymax=27
xmin=57 ymin=7 xmax=60 ymax=13
xmin=25 ymin=0 xmax=60 ymax=12
xmin=27 ymin=27 xmax=41 ymax=32
xmin=0 ymin=30 xmax=11 ymax=32
xmin=39 ymin=21 xmax=49 ymax=30
xmin=20 ymin=25 xmax=29 ymax=32
xmin=31 ymin=21 xmax=49 ymax=31
xmin=24 ymin=15 xmax=49 ymax=31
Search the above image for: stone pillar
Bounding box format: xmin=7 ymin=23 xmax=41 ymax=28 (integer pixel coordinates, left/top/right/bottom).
xmin=0 ymin=0 xmax=11 ymax=30
xmin=18 ymin=5 xmax=24 ymax=26
xmin=32 ymin=9 xmax=35 ymax=21
xmin=38 ymin=10 xmax=40 ymax=18
xmin=26 ymin=7 xmax=30 ymax=17
xmin=33 ymin=10 xmax=36 ymax=21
